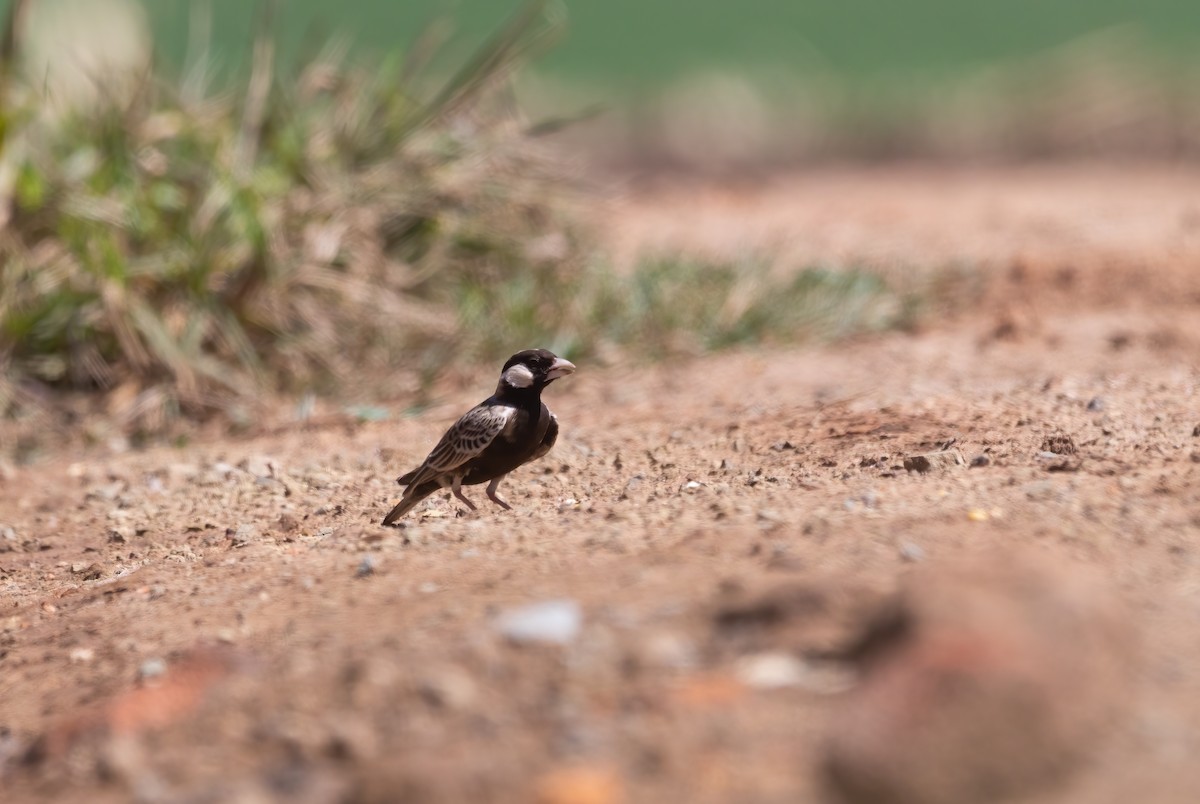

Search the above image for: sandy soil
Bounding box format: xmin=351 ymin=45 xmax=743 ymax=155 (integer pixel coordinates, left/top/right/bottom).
xmin=2 ymin=165 xmax=1200 ymax=804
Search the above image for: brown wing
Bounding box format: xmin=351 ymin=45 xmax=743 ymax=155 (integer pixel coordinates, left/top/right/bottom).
xmin=401 ymin=403 xmax=515 ymax=489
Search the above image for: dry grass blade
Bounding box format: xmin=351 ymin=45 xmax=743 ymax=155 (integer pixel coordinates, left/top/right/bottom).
xmin=0 ymin=0 xmax=32 ymax=227
xmin=406 ymin=0 xmax=563 ymax=133
xmin=233 ymin=0 xmax=278 ymax=178
xmin=399 ymin=14 xmax=454 ymax=87
xmin=0 ymin=0 xmax=28 ymax=104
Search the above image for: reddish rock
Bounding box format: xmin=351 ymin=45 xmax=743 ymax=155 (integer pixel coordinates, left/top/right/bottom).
xmin=823 ymin=551 xmax=1135 ymax=804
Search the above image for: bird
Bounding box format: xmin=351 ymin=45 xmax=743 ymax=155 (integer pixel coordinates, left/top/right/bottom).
xmin=381 ymin=349 xmax=576 ymax=525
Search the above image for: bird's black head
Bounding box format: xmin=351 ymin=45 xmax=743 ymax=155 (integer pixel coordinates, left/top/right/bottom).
xmin=498 ymin=349 xmax=576 ymax=393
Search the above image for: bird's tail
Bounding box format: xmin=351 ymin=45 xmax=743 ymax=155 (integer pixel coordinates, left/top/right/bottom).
xmin=381 ymin=480 xmax=440 ymax=526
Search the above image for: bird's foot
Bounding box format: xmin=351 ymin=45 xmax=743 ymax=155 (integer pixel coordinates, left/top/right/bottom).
xmin=485 ymin=478 xmax=512 ymax=511
xmin=450 ymin=488 xmax=477 ymax=512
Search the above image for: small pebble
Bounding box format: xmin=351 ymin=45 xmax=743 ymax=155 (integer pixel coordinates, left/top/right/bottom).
xmin=230 ymin=523 xmax=256 ymax=547
xmin=640 ymin=632 xmax=698 ymax=670
xmin=969 ymin=454 xmax=990 ymax=468
xmin=735 ymin=652 xmax=808 ymax=689
xmin=418 ymin=667 xmax=478 ymax=710
xmin=69 ymin=647 xmax=95 ymax=663
xmin=139 ymin=657 xmax=168 ymax=680
xmin=356 ymin=555 xmax=377 ymax=578
xmin=903 ymin=450 xmax=965 ymax=473
xmin=899 ymin=542 xmax=926 ymax=562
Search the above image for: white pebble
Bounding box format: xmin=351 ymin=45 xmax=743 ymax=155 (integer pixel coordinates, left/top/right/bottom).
xmin=495 ymin=599 xmax=582 ymax=645
xmin=735 ymin=652 xmax=808 ymax=689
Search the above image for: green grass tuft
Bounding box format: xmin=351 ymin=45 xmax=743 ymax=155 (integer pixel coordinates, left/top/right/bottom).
xmin=454 ymin=257 xmax=906 ymax=363
xmin=0 ymin=0 xmax=580 ymax=428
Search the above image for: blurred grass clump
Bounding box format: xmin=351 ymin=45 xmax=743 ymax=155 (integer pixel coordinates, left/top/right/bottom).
xmin=458 ymin=258 xmax=904 ymax=361
xmin=0 ymin=0 xmax=912 ymax=439
xmin=0 ymin=0 xmax=588 ymax=430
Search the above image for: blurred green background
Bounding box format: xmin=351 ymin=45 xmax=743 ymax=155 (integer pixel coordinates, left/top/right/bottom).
xmin=70 ymin=0 xmax=1200 ymax=89
xmin=4 ymin=0 xmax=1199 ymax=436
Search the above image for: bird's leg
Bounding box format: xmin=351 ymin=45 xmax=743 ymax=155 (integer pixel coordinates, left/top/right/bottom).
xmin=486 ymin=477 xmax=512 ymax=510
xmin=450 ymin=475 xmax=477 ymax=511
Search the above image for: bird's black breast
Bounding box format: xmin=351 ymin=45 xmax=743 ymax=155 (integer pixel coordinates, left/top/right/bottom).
xmin=461 ymin=400 xmax=553 ymax=486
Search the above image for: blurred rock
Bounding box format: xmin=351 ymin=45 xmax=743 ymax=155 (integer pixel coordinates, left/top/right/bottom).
xmin=22 ymin=0 xmax=152 ymax=121
xmin=714 ymin=577 xmax=892 ymax=657
xmin=417 ymin=666 xmax=478 ymax=711
xmin=822 ymin=550 xmax=1135 ymax=804
xmin=657 ymin=73 xmax=772 ymax=172
xmin=495 ymin=599 xmax=582 ymax=646
xmin=734 ymin=652 xmax=808 ymax=689
xmin=138 ymin=658 xmax=167 ymax=682
xmin=355 ymin=555 xmax=377 ymax=578
xmin=903 ymin=450 xmax=965 ymax=474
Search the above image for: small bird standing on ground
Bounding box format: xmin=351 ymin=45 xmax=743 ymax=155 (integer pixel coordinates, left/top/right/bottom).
xmin=381 ymin=349 xmax=576 ymax=525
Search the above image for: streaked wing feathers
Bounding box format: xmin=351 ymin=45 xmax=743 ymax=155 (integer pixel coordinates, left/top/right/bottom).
xmin=404 ymin=404 xmax=514 ymax=487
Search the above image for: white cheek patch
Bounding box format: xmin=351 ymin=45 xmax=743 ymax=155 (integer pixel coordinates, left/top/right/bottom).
xmin=502 ymin=363 xmax=535 ymax=388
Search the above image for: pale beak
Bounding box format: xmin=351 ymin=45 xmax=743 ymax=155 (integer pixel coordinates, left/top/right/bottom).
xmin=545 ymin=357 xmax=576 ymax=382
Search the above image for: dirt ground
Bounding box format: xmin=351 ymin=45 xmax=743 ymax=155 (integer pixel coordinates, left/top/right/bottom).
xmin=3 ymin=164 xmax=1200 ymax=803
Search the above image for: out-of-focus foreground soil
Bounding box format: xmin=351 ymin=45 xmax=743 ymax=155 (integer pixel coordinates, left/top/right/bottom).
xmin=3 ymin=165 xmax=1200 ymax=804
